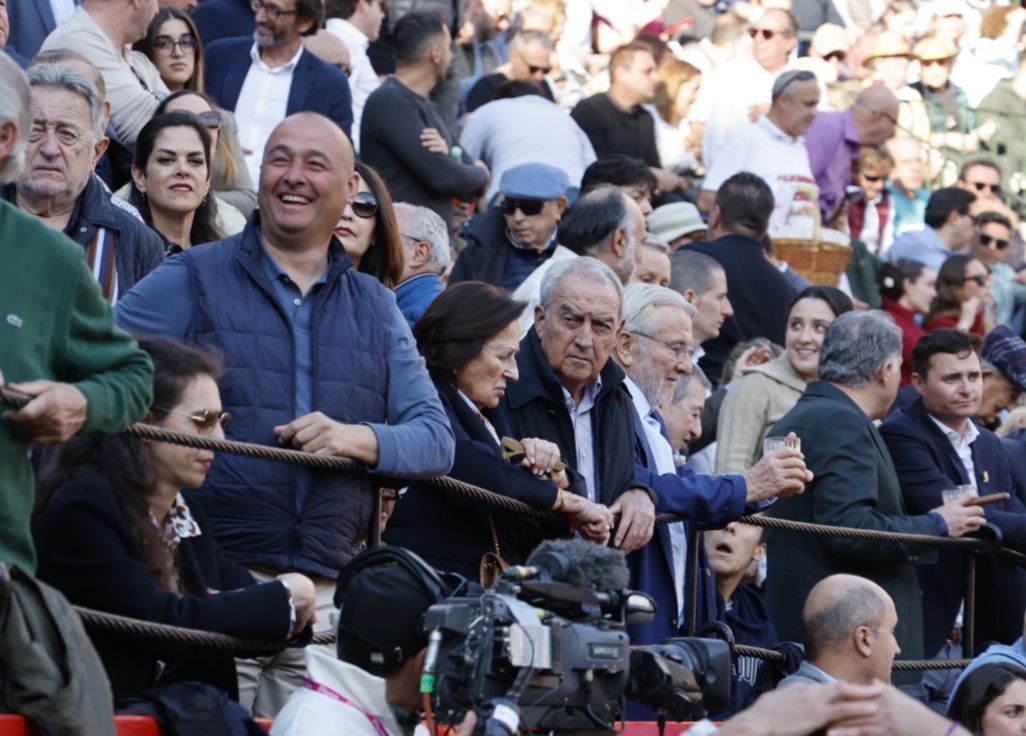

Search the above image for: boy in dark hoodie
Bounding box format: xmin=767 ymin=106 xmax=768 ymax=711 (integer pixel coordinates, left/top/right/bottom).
xmin=705 ymin=519 xmax=779 ymax=718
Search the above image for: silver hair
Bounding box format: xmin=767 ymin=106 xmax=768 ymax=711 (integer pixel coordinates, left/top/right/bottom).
xmin=510 ymin=29 xmax=554 ymax=53
xmin=818 ymin=311 xmax=902 ymax=388
xmin=669 ymin=363 xmax=710 ymax=406
xmin=404 ymin=204 xmax=451 ymax=272
xmin=642 ymin=235 xmax=670 ymax=253
xmin=26 ymin=64 xmax=105 ymax=143
xmin=539 ymin=257 xmax=623 ymax=318
xmin=0 ymin=52 xmax=32 ymax=183
xmin=622 ymin=283 xmax=694 ymax=337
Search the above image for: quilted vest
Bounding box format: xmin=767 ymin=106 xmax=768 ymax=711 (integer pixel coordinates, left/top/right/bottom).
xmin=181 ymin=220 xmax=390 ymax=577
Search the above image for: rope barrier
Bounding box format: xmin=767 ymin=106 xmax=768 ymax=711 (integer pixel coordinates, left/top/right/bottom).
xmin=733 ymin=644 xmax=972 ymax=671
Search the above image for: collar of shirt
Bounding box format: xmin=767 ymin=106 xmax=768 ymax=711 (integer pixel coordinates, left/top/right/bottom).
xmin=929 ymin=413 xmax=980 ymax=454
xmin=757 ymin=114 xmax=801 ymax=144
xmin=693 ymin=344 xmax=706 ymax=363
xmin=249 ymin=41 xmax=304 ymax=74
xmin=561 ymin=374 xmax=602 ymax=412
xmin=506 ymin=227 xmax=558 ymax=253
xmin=259 ymin=240 xmax=330 ymax=290
xmin=624 ymin=375 xmax=654 ymax=419
xmin=150 ymin=493 xmax=202 ymax=552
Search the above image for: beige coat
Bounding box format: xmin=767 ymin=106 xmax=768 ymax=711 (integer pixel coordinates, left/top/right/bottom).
xmin=715 ymin=354 xmax=808 ymax=474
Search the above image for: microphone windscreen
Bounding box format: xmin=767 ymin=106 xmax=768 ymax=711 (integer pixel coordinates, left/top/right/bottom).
xmin=526 ymin=538 xmax=630 ymax=592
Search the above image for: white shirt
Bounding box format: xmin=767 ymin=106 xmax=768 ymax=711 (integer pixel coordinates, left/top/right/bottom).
xmin=701 ymin=115 xmax=818 ymax=240
xmin=325 ymin=18 xmax=379 ymax=153
xmin=235 ymin=43 xmax=305 ymax=185
xmin=49 ymin=0 xmax=76 ymax=27
xmin=625 ymin=376 xmax=688 ymax=624
xmin=861 ymin=194 xmax=883 ymax=255
xmin=561 ymin=377 xmax=602 ymax=502
xmin=929 ymin=415 xmax=980 ymax=488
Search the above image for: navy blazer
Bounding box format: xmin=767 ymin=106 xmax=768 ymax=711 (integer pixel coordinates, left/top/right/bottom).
xmin=35 ymin=471 xmax=293 ymax=701
xmin=8 ymin=0 xmax=76 ymax=59
xmin=204 ymin=39 xmax=353 ymax=141
xmin=880 ymin=398 xmax=1026 ymax=655
xmin=192 ymin=0 xmax=256 ymax=47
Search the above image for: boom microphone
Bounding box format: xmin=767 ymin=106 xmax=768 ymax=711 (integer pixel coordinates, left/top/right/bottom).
xmin=524 ymin=537 xmax=631 ymax=592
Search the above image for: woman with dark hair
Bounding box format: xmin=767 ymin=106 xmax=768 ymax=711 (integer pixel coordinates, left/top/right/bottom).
xmin=135 ymin=8 xmax=206 ymax=93
xmin=157 ymin=90 xmax=256 ymax=217
xmin=925 ymin=254 xmax=991 ymax=337
xmin=382 ymin=282 xmax=613 ymax=579
xmin=948 ymin=662 xmax=1026 ymax=735
xmin=129 ymin=112 xmax=224 ymax=252
xmin=35 ymin=337 xmax=316 ymax=701
xmin=333 ymin=161 xmax=404 ymax=287
xmin=716 ymin=286 xmax=854 ymax=473
xmin=879 ymin=258 xmax=937 ymax=384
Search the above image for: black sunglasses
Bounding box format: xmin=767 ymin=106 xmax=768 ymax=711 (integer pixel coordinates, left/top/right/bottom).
xmin=502 ymin=198 xmax=545 ymax=216
xmin=862 ymin=174 xmax=883 ymax=183
xmin=527 ymin=64 xmax=551 ymax=75
xmin=971 ymin=181 xmax=1001 ymax=195
xmin=748 ymin=28 xmax=780 ymax=40
xmin=351 ymin=191 xmax=378 ymax=219
xmin=824 ymin=50 xmax=847 ymax=62
xmin=980 ymin=233 xmax=1010 ymax=250
xmin=195 ymin=110 xmax=223 ymax=130
xmin=964 ymin=274 xmax=988 ymax=287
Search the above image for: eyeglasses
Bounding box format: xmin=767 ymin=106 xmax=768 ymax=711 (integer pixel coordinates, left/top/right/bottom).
xmin=963 ymin=274 xmax=989 ymax=287
xmin=970 ymin=181 xmax=1001 ymax=195
xmin=748 ymin=28 xmax=783 ymax=40
xmin=501 ymin=198 xmax=545 ymax=216
xmin=527 ymin=64 xmax=551 ymax=75
xmin=153 ymin=35 xmax=197 ymax=53
xmin=351 ymin=190 xmax=378 ymax=219
xmin=632 ymin=331 xmax=696 ymax=362
xmin=824 ymin=50 xmax=846 ymax=62
xmin=922 ymin=58 xmax=951 ymax=68
xmin=195 ymin=110 xmax=223 ymax=130
xmin=251 ymin=0 xmax=297 ymax=20
xmin=980 ymin=233 xmax=1010 ymax=250
xmin=154 ymin=407 xmax=233 ymax=432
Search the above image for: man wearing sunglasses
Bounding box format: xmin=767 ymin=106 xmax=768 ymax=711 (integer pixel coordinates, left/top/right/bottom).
xmin=887 ymin=187 xmax=976 ymax=273
xmin=1 ymin=64 xmax=165 ymax=303
xmin=970 ymin=211 xmax=1026 ymax=329
xmin=451 ymin=162 xmax=568 ymax=292
xmin=116 ymin=112 xmax=455 ymax=715
xmin=465 ymin=29 xmax=556 ymax=113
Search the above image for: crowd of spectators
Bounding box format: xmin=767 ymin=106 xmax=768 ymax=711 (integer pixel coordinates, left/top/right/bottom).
xmin=6 ymin=0 xmax=1026 ymax=733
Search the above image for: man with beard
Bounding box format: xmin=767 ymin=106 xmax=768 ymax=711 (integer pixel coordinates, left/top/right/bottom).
xmin=204 ymin=0 xmax=353 ymax=185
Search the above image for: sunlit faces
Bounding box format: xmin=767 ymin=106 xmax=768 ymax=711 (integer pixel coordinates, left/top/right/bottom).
xmin=629 ymin=306 xmax=694 ymax=406
xmin=972 ymin=221 xmax=1012 ymax=268
xmin=131 ymin=125 xmax=210 ymax=218
xmin=454 ymin=321 xmax=521 ymax=410
xmin=785 ymin=297 xmax=839 ymax=382
xmin=902 ymin=267 xmax=937 ymax=314
xmin=20 ymin=87 xmax=102 ymax=204
xmin=774 ymin=78 xmax=820 ymax=138
xmin=334 ymin=175 xmax=376 ymax=265
xmin=146 ymin=373 xmax=224 ymax=493
xmin=615 ymin=50 xmax=658 ymax=104
xmin=856 ymin=166 xmax=888 ymax=201
xmin=749 ymin=10 xmax=797 ymax=72
xmin=508 ymin=38 xmax=552 ymax=83
xmin=629 ymin=244 xmax=671 ymax=288
xmin=690 ymin=267 xmax=733 ymax=344
xmin=152 ymin=18 xmax=197 ymax=90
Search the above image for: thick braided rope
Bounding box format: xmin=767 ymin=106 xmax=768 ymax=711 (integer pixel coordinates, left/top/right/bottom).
xmin=733 ymin=644 xmax=971 ymax=671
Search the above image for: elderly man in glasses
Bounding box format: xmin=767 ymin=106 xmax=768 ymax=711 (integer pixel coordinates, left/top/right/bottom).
xmin=450 ymin=162 xmax=569 ymax=292
xmin=203 ymin=0 xmax=353 ymax=186
xmin=698 ymin=69 xmax=819 ymax=238
xmin=115 ymin=111 xmax=455 ymax=716
xmin=0 ymin=63 xmax=164 ymax=301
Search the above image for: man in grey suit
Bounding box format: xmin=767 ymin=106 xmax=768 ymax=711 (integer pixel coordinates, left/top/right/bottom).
xmin=779 ymin=575 xmax=900 ymax=688
xmin=768 ymin=311 xmax=985 ymax=668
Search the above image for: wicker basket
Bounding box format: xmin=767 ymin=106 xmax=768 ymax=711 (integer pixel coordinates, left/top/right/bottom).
xmin=774 ymin=237 xmax=852 ymax=286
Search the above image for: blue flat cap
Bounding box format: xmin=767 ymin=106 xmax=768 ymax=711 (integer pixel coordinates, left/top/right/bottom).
xmin=499 ymin=163 xmax=569 ymax=201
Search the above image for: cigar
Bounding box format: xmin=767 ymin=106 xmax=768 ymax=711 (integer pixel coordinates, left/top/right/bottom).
xmin=965 ymin=493 xmax=1009 ymax=507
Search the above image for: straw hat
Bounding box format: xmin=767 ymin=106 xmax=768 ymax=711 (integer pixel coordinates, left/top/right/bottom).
xmin=863 ymin=31 xmax=914 ymax=68
xmin=914 ymin=35 xmax=958 ymax=63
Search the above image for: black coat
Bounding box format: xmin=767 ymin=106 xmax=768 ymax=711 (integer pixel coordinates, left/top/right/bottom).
xmin=449 ymin=208 xmax=510 ymax=287
xmin=687 ymin=235 xmax=796 ymax=385
xmin=880 ymin=398 xmax=1026 ymax=655
xmin=384 ymin=377 xmax=573 ymax=578
xmin=34 ymin=472 xmax=292 ymax=702
xmin=500 ymin=327 xmax=654 ymax=511
xmin=767 ymin=381 xmax=936 ymax=664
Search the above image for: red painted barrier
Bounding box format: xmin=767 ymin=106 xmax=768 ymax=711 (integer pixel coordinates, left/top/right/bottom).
xmin=0 ymin=715 xmax=702 ymax=734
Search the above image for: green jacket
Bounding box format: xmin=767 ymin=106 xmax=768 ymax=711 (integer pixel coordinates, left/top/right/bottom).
xmin=0 ymin=200 xmax=152 ymax=572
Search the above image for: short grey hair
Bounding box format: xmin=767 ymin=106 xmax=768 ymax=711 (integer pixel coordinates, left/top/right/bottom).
xmin=510 ymin=29 xmax=554 ymax=53
xmin=804 ymin=581 xmax=887 ymax=661
xmin=404 ymin=204 xmax=450 ymax=272
xmin=622 ymin=283 xmax=694 ymax=337
xmin=0 ymin=52 xmax=32 ymax=183
xmin=30 ymin=49 xmax=107 ymax=101
xmin=670 ymin=249 xmax=723 ymax=297
xmin=26 ymin=64 xmax=105 ymax=142
xmin=670 ymin=363 xmax=710 ymax=405
xmin=539 ymin=257 xmax=623 ymax=318
xmin=818 ymin=311 xmax=902 ymax=388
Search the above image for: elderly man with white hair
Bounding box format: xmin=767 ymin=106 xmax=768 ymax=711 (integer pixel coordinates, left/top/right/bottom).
xmin=393 ymin=201 xmax=450 ymax=328
xmin=612 ymin=283 xmax=812 ymax=654
xmin=0 ymin=50 xmax=153 ymax=576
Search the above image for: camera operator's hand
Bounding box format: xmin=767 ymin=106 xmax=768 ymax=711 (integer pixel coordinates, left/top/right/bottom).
xmin=743 ymin=438 xmax=813 ymax=504
xmin=720 ymin=681 xmax=883 ymax=736
xmin=278 ymin=572 xmax=317 ymax=636
xmin=609 ymin=489 xmax=655 ymax=553
xmin=932 ymin=495 xmax=985 ymax=537
xmin=826 ymin=681 xmax=972 ymax=736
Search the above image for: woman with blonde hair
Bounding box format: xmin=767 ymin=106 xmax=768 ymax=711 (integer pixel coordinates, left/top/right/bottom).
xmin=648 ymin=57 xmax=702 ymax=170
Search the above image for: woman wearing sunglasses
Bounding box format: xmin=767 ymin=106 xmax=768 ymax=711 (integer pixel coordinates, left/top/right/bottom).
xmin=925 ymin=254 xmax=992 ymax=337
xmin=157 ymin=90 xmax=257 ymax=218
xmin=333 ymin=161 xmax=405 ymax=287
xmin=969 ymin=211 xmax=1026 ymax=328
xmin=35 ymin=337 xmax=317 ymax=702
